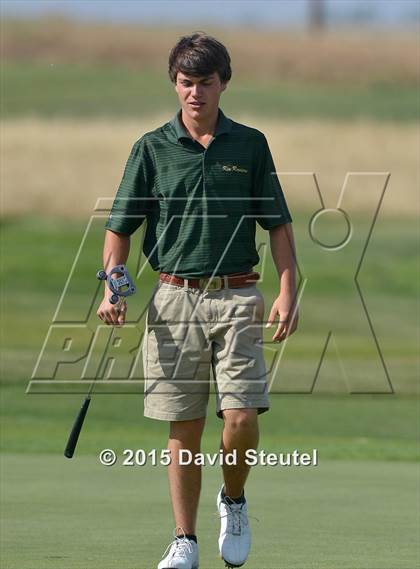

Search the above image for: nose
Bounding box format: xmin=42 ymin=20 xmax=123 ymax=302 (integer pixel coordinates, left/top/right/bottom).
xmin=191 ymin=84 xmax=203 ymax=98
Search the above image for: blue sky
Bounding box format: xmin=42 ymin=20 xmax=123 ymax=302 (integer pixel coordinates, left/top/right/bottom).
xmin=1 ymin=0 xmax=419 ymax=27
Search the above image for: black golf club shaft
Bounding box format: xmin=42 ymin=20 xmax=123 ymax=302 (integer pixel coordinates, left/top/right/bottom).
xmin=64 ymin=396 xmax=91 ymax=458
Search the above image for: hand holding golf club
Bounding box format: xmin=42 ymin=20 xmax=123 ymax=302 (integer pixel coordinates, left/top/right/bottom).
xmin=96 ymin=294 xmax=127 ymax=326
xmin=96 ymin=264 xmax=136 ymax=327
xmin=64 ymin=264 xmax=136 ymax=458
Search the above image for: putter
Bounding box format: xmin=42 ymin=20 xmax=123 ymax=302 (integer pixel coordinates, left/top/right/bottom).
xmin=64 ymin=264 xmax=136 ymax=458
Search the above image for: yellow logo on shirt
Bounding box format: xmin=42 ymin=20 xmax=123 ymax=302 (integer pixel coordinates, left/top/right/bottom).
xmin=222 ymin=164 xmax=248 ymax=174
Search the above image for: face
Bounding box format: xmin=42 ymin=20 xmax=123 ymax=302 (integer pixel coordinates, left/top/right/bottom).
xmin=175 ymin=71 xmax=227 ymax=121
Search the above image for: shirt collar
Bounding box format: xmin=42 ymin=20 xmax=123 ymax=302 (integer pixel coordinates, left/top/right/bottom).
xmin=170 ymin=108 xmax=232 ymax=141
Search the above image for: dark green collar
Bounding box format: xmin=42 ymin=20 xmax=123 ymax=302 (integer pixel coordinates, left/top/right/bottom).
xmin=170 ymin=108 xmax=232 ymax=141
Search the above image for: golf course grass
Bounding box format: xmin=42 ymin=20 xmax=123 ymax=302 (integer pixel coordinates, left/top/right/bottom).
xmin=2 ymin=453 xmax=418 ymax=569
xmin=2 ymin=16 xmax=419 ymax=568
xmin=3 ymin=62 xmax=418 ymax=121
xmin=1 ymin=203 xmax=419 ymax=569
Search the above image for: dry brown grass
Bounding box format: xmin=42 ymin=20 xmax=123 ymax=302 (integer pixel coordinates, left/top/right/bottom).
xmin=1 ymin=115 xmax=417 ymax=219
xmin=1 ymin=17 xmax=418 ymax=85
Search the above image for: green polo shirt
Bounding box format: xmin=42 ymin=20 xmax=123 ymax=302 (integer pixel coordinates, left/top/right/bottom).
xmin=105 ymin=108 xmax=292 ymax=277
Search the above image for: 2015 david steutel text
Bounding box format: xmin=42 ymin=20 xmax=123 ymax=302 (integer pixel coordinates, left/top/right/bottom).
xmin=99 ymin=448 xmax=319 ymax=467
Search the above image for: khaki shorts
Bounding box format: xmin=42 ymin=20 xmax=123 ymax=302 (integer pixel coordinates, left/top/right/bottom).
xmin=142 ymin=280 xmax=270 ymax=421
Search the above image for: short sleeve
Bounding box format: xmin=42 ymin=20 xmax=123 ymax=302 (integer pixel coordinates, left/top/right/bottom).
xmin=105 ymin=136 xmax=154 ymax=235
xmin=252 ymin=134 xmax=292 ymax=230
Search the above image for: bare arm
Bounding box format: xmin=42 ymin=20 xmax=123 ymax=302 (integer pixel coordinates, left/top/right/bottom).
xmin=269 ymin=223 xmax=296 ymax=294
xmin=266 ymin=223 xmax=299 ymax=342
xmin=103 ymin=228 xmax=130 ymax=271
xmin=96 ymin=230 xmax=131 ymax=326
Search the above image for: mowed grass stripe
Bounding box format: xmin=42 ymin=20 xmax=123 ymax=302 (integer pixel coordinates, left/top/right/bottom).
xmin=2 ymin=381 xmax=419 ymax=461
xmin=2 ymin=63 xmax=418 ymax=121
xmin=1 ymin=216 xmax=418 ymax=394
xmin=1 ymin=453 xmax=419 ymax=569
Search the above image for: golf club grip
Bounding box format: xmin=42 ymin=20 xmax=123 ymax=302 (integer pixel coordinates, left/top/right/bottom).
xmin=64 ymin=397 xmax=91 ymax=458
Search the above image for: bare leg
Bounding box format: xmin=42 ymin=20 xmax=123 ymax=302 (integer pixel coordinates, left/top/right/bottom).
xmin=167 ymin=417 xmax=206 ymax=534
xmin=220 ymin=409 xmax=259 ymax=498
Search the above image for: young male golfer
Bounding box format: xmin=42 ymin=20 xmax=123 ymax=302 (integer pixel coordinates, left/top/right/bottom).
xmin=97 ymin=32 xmax=298 ymax=569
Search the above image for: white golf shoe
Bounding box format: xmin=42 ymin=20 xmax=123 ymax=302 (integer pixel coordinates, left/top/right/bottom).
xmin=157 ymin=529 xmax=199 ymax=569
xmin=217 ymin=487 xmax=251 ymax=567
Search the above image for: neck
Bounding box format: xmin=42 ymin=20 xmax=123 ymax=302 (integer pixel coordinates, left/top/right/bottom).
xmin=181 ymin=108 xmax=219 ymax=139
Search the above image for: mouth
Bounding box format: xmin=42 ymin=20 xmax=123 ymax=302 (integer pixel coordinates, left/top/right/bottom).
xmin=189 ymin=102 xmax=205 ymax=109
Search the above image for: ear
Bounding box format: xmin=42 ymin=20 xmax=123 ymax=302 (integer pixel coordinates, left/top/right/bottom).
xmin=221 ymin=82 xmax=228 ymax=92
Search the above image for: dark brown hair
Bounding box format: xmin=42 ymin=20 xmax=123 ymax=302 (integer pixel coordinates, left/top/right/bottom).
xmin=168 ymin=32 xmax=232 ymax=84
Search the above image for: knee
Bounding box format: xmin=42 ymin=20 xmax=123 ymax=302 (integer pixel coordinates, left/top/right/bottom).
xmin=222 ymin=409 xmax=258 ymax=432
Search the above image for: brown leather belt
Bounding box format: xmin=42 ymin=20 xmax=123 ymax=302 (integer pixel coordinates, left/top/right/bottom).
xmin=159 ymin=271 xmax=260 ymax=291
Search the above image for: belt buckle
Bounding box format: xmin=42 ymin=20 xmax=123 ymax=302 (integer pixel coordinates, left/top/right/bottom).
xmin=199 ymin=276 xmax=222 ymax=291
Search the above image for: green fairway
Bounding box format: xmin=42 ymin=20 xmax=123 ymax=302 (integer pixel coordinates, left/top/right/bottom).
xmin=2 ymin=380 xmax=419 ymax=460
xmin=1 ymin=215 xmax=418 ymax=394
xmin=1 ymin=216 xmax=419 ymax=568
xmin=2 ymin=63 xmax=418 ymax=121
xmin=2 ymin=453 xmax=419 ymax=569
